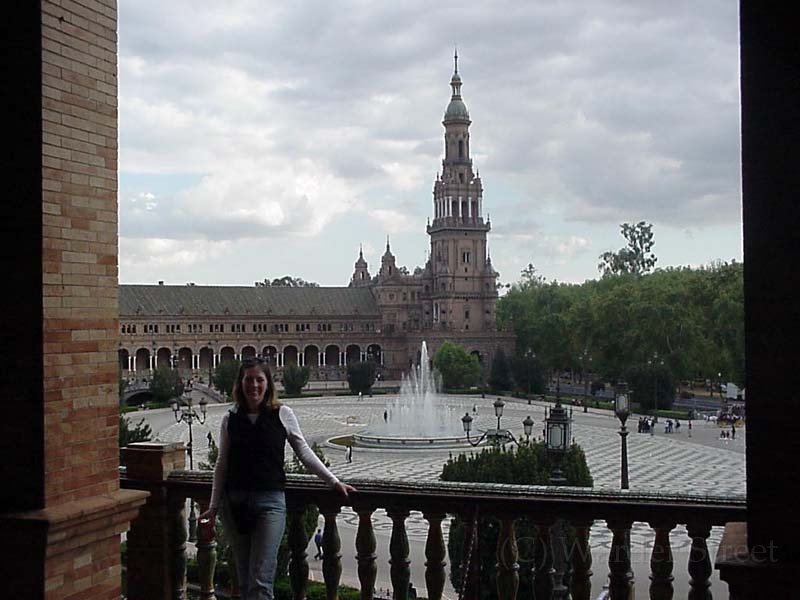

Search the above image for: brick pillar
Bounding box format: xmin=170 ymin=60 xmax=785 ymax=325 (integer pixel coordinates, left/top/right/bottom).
xmin=0 ymin=1 xmax=148 ymax=598
xmin=122 ymin=443 xmax=188 ymax=600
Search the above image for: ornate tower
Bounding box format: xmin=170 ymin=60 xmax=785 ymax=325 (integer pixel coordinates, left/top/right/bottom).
xmin=350 ymin=245 xmax=371 ymax=287
xmin=426 ymin=52 xmax=498 ymax=332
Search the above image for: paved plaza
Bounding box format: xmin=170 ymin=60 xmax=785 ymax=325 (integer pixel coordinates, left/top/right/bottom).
xmin=148 ymin=393 xmax=745 ymax=596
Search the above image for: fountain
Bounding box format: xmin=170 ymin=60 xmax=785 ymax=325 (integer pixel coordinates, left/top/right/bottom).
xmin=352 ymin=341 xmax=471 ymax=448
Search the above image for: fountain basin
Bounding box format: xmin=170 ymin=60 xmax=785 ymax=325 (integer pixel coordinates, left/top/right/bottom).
xmin=352 ymin=431 xmax=473 ymax=449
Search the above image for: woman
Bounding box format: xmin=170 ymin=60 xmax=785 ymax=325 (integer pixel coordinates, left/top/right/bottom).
xmin=201 ymin=357 xmax=354 ymax=600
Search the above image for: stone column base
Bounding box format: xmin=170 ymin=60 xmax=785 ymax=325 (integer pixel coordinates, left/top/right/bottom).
xmin=2 ymin=489 xmax=148 ymax=600
xmin=715 ymin=521 xmax=797 ymax=600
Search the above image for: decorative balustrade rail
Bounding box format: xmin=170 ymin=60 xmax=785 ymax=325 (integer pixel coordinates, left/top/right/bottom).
xmin=122 ymin=456 xmax=745 ymax=600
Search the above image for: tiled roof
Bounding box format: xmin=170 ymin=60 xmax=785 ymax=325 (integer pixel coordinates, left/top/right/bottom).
xmin=120 ymin=285 xmax=379 ymax=318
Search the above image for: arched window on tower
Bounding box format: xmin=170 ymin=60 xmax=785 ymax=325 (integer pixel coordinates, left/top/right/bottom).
xmin=459 ymin=173 xmax=464 ymax=183
xmin=458 ymin=140 xmax=464 ymax=158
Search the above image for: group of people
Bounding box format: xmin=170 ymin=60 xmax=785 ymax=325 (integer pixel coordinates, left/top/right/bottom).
xmin=637 ymin=416 xmax=686 ymax=434
xmin=720 ymin=424 xmax=738 ymax=440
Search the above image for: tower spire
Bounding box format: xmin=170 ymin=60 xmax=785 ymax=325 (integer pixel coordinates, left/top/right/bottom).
xmin=454 ymin=45 xmax=458 ymax=74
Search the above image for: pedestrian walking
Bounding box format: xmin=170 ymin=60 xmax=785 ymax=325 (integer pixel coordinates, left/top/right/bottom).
xmin=383 ymin=410 xmax=388 ymax=422
xmin=688 ymin=419 xmax=692 ymax=437
xmin=346 ymin=444 xmax=353 ymax=463
xmin=731 ymin=424 xmax=736 ymax=440
xmin=313 ymin=529 xmax=323 ymax=560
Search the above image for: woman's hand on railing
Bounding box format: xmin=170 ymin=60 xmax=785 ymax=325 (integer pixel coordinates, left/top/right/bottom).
xmin=334 ymin=481 xmax=357 ymax=499
xmin=199 ymin=506 xmax=217 ymax=523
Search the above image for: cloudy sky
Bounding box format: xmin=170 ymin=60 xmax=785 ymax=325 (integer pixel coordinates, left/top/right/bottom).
xmin=118 ymin=0 xmax=742 ymax=288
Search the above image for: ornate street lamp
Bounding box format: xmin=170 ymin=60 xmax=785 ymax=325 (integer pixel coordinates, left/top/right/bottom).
xmin=207 ymin=341 xmax=214 ymax=386
xmin=544 ymin=397 xmax=572 ymax=485
xmin=614 ymin=380 xmax=631 ymax=490
xmin=580 ymin=349 xmax=592 ymax=413
xmin=525 ymin=349 xmax=536 ymax=400
xmin=171 ymin=382 xmax=207 ymax=542
xmin=522 ymin=415 xmax=535 ymax=444
xmin=647 ymin=353 xmax=664 ymax=433
xmin=461 ymin=399 xmax=534 ymax=447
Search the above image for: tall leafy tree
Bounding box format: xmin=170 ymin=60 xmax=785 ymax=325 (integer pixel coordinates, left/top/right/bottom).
xmin=282 ymin=364 xmax=310 ymax=395
xmin=212 ymin=359 xmax=240 ymax=397
xmin=255 ymin=276 xmax=320 ymax=287
xmin=347 ymin=361 xmax=377 ymax=394
xmin=498 ymin=257 xmax=744 ymax=390
xmin=488 ymin=349 xmax=512 ymax=392
xmin=149 ymin=365 xmax=184 ymax=405
xmin=432 ymin=341 xmax=481 ymax=390
xmin=598 ymin=221 xmax=658 ymax=277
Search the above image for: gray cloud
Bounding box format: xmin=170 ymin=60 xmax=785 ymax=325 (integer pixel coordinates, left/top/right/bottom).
xmin=118 ymin=0 xmax=741 ymax=282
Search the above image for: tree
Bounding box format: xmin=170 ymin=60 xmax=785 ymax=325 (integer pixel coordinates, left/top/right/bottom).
xmin=432 ymin=341 xmax=481 ymax=390
xmin=119 ymin=415 xmax=152 ymax=461
xmin=519 ymin=263 xmax=546 ymax=289
xmin=509 ymin=352 xmax=546 ymax=395
xmin=626 ymin=363 xmax=675 ymax=413
xmin=498 ymin=259 xmax=744 ymax=391
xmin=282 ymin=364 xmax=310 ymax=395
xmin=212 ymin=359 xmax=240 ymax=397
xmin=347 ymin=361 xmax=377 ymax=394
xmin=488 ymin=349 xmax=512 ymax=392
xmin=598 ymin=221 xmax=657 ymax=277
xmin=441 ymin=443 xmax=592 ymax=600
xmin=255 ymin=276 xmax=320 ymax=287
xmin=149 ymin=365 xmax=184 ymax=406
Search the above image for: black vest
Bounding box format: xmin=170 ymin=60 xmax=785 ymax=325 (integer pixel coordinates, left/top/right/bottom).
xmin=226 ymin=405 xmax=287 ymax=491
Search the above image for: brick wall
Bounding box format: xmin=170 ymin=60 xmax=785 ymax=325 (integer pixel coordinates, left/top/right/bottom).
xmin=2 ymin=2 xmax=149 ymax=599
xmin=40 ymin=0 xmax=120 ymax=506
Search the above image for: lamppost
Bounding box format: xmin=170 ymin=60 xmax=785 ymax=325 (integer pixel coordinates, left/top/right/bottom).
xmin=525 ymin=349 xmax=536 ymax=399
xmin=207 ymin=341 xmax=214 ymax=386
xmin=461 ymin=398 xmax=535 ymax=447
xmin=614 ymin=380 xmax=631 ymax=490
xmin=580 ymin=349 xmax=592 ymax=413
xmin=171 ymin=382 xmax=207 ymax=541
xmin=544 ymin=396 xmax=572 ymax=486
xmin=647 ymin=353 xmax=663 ymax=433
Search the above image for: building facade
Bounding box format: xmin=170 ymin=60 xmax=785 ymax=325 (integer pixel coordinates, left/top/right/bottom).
xmin=119 ymin=57 xmax=514 ymax=382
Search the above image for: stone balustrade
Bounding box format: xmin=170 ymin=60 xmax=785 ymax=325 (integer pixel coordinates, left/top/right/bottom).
xmin=121 ymin=443 xmax=746 ymax=600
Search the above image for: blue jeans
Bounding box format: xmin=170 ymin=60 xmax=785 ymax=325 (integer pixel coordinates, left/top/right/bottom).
xmin=221 ymin=490 xmax=287 ymax=600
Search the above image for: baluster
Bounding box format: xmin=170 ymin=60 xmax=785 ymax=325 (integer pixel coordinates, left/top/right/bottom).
xmin=533 ymin=517 xmax=555 ymax=600
xmin=423 ymin=512 xmax=447 ymax=600
xmin=460 ymin=511 xmax=481 ymax=600
xmin=321 ymin=506 xmax=343 ymax=600
xmin=195 ymin=500 xmax=217 ymax=600
xmin=287 ymin=502 xmax=310 ymax=600
xmin=551 ymin=519 xmax=569 ymax=599
xmin=356 ymin=506 xmax=378 ymax=600
xmin=570 ymin=519 xmax=593 ymax=600
xmin=648 ymin=520 xmax=675 ymax=600
xmin=170 ymin=495 xmax=188 ymax=600
xmin=388 ymin=508 xmax=411 ymax=600
xmin=606 ymin=518 xmax=634 ymax=600
xmin=496 ymin=516 xmax=519 ymax=600
xmin=686 ymin=521 xmax=712 ymax=600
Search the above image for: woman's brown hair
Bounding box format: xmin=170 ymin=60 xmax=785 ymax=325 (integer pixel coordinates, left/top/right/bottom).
xmin=232 ymin=357 xmax=280 ymax=410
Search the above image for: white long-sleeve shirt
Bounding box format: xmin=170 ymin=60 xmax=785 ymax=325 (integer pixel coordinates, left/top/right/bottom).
xmin=209 ymin=404 xmax=339 ymax=510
